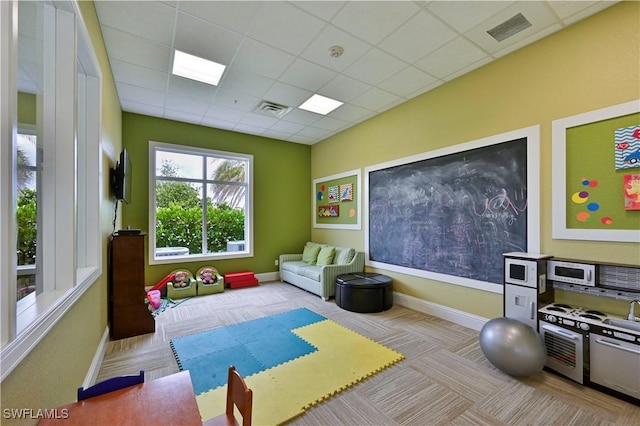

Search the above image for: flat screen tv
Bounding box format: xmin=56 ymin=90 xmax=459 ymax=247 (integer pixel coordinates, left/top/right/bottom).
xmin=110 ymin=149 xmax=132 ymax=204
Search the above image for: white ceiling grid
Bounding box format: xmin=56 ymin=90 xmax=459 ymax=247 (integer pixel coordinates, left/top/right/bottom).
xmin=93 ymin=1 xmax=618 ymax=144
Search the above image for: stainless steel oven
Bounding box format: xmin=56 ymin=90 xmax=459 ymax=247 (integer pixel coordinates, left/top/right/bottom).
xmin=537 ymin=303 xmax=603 ymax=384
xmin=589 ymin=322 xmax=640 ymax=401
xmin=539 ymin=320 xmax=586 ymax=383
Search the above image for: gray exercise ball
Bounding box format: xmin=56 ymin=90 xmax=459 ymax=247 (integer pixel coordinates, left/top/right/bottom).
xmin=479 ymin=317 xmax=546 ymax=377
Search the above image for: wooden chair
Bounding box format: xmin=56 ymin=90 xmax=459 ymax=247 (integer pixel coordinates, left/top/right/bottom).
xmin=204 ymin=365 xmax=252 ymax=426
xmin=77 ymin=370 xmax=144 ymax=401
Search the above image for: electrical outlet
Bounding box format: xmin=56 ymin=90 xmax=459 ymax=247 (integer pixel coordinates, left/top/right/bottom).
xmin=274 ymin=259 xmax=279 ymax=266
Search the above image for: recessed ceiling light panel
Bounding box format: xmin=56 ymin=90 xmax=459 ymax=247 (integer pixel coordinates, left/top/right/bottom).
xmin=172 ymin=50 xmax=226 ymax=86
xmin=299 ymin=94 xmax=343 ymax=115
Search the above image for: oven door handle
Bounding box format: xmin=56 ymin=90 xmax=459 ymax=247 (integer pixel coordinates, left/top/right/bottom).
xmin=541 ymin=324 xmax=580 ymax=340
xmin=594 ymin=337 xmax=640 ymax=355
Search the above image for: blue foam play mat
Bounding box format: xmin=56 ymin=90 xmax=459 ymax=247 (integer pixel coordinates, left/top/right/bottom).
xmin=170 ymin=308 xmax=325 ymax=395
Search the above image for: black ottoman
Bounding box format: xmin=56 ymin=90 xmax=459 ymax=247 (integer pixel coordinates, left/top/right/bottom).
xmin=335 ymin=273 xmax=393 ymax=313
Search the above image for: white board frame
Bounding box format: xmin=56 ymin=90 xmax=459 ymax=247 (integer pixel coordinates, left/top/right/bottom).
xmin=364 ymin=125 xmax=541 ymax=294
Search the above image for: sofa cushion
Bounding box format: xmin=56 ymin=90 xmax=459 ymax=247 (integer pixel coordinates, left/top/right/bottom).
xmin=298 ymin=265 xmax=322 ymax=281
xmin=281 ymin=261 xmax=308 ymax=274
xmin=302 ymin=245 xmax=321 ymax=264
xmin=316 ymin=246 xmax=335 ymax=266
xmin=333 ymin=247 xmax=355 ymax=265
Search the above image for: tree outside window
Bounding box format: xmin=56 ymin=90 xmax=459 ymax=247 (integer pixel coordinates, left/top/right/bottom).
xmin=151 ymin=143 xmax=251 ymax=262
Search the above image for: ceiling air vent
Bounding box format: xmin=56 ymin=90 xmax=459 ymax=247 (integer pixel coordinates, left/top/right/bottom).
xmin=254 ymin=100 xmax=292 ymax=118
xmin=487 ymin=13 xmax=532 ymax=42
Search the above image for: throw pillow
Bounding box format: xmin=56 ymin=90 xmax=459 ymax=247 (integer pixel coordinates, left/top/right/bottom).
xmin=302 ymin=245 xmax=321 ymax=264
xmin=316 ymin=246 xmax=335 ymax=266
xmin=334 ymin=247 xmax=355 ymax=265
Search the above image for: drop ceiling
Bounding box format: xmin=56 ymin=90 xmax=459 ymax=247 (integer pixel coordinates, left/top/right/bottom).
xmin=94 ymin=1 xmax=618 ymax=145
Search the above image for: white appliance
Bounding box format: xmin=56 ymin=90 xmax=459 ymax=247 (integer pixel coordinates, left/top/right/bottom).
xmin=547 ymin=259 xmax=596 ymax=287
xmin=503 ymin=253 xmax=553 ymax=330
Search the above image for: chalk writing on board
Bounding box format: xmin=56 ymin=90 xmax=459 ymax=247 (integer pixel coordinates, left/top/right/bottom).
xmin=368 ymin=138 xmax=528 ymax=284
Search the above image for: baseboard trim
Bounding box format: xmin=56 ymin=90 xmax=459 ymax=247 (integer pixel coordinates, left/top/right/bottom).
xmin=256 ymin=271 xmax=279 ymax=283
xmin=83 ymin=326 xmax=110 ymax=387
xmin=393 ymin=292 xmax=489 ymax=331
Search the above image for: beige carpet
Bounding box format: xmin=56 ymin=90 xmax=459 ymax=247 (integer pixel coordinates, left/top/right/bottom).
xmin=97 ymin=282 xmax=640 ymax=425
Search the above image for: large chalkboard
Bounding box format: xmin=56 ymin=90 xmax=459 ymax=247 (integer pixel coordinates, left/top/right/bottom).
xmin=368 ymin=138 xmax=528 ymax=285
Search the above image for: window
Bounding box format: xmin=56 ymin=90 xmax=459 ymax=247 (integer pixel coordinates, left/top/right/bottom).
xmin=149 ymin=142 xmax=253 ymax=264
xmin=0 ymin=0 xmax=101 ymax=380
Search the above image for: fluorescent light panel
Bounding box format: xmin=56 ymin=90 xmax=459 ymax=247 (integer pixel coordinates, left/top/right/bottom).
xmin=299 ymin=94 xmax=343 ymax=115
xmin=172 ymin=50 xmax=226 ymax=86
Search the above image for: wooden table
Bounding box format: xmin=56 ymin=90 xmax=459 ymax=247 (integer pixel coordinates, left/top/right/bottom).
xmin=39 ymin=371 xmax=202 ymax=425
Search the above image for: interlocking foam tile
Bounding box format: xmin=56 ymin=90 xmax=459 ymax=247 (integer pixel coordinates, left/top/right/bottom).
xmin=171 ymin=308 xmax=325 ymax=394
xmin=195 ymin=318 xmax=404 ymax=425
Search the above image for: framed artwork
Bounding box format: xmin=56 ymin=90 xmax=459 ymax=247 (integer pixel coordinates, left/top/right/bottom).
xmin=313 ymin=169 xmax=361 ymax=230
xmin=552 ymin=100 xmax=640 ymax=243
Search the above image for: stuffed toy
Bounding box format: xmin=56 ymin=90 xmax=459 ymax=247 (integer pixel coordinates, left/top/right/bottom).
xmin=173 ymin=270 xmax=189 ymax=288
xmin=200 ymin=267 xmax=218 ymax=284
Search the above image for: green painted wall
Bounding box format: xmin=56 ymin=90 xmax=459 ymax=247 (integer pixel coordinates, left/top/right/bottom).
xmin=121 ymin=113 xmax=311 ymax=285
xmin=311 ymin=2 xmax=640 ymax=320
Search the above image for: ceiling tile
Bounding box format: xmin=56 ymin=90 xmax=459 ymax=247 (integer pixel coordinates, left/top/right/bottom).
xmin=163 ymin=108 xmax=204 ymax=126
xmin=378 ymin=10 xmax=458 ymax=64
xmin=426 ymin=1 xmax=514 ymax=33
xmin=232 ymin=38 xmax=296 ymax=82
xmin=332 ymin=1 xmax=420 ymax=44
xmin=174 ymin=12 xmax=243 ymax=64
xmin=110 ymin=59 xmax=168 ymax=92
xmin=279 ymin=58 xmax=337 ymax=92
xmin=414 ymin=37 xmax=488 ymax=79
xmin=350 ymin=87 xmax=401 ymax=112
xmin=311 ymin=115 xmax=350 ymax=131
xmin=120 ymin=99 xmax=165 ymax=117
xmin=329 ymin=103 xmax=375 ymax=122
xmin=203 ymin=104 xmax=247 ymax=123
xmin=213 ymin=88 xmax=262 ymax=113
xmin=318 ymin=74 xmax=372 ymax=103
xmin=116 ymin=83 xmax=166 ymax=107
xmin=92 ymin=0 xmax=619 ymax=145
xmin=290 ymin=1 xmax=346 ymax=21
xmin=220 ymin=68 xmax=275 ymax=98
xmin=163 ymin=93 xmax=210 ymax=117
xmin=94 ymin=1 xmax=176 ymax=45
xmin=300 ymin=24 xmax=372 ymax=72
xmin=378 ymin=66 xmax=439 ymax=98
xmin=343 ymin=48 xmax=408 ymax=86
xmin=167 ymin=74 xmax=217 ymax=102
xmin=101 ymin=27 xmax=171 ymax=73
xmin=262 ymin=82 xmax=314 ymax=109
xmin=246 ymin=1 xmax=325 ymax=55
xmin=177 ymin=1 xmax=262 ymax=34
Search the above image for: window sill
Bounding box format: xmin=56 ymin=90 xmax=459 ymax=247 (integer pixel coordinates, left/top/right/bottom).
xmin=149 ymin=251 xmax=253 ymax=266
xmin=1 ymin=266 xmax=101 ymax=382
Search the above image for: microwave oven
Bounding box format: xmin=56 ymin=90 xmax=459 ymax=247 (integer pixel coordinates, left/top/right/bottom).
xmin=547 ymin=260 xmax=596 ymax=286
xmin=504 ymin=252 xmax=552 ymax=288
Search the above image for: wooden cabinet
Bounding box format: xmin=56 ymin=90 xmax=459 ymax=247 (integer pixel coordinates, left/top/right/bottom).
xmin=109 ymin=233 xmax=155 ymax=340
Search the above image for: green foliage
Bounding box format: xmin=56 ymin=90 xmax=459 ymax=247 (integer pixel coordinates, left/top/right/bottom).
xmin=16 ymin=189 xmax=37 ymax=265
xmin=156 ymin=181 xmax=201 ymax=210
xmin=155 ymin=202 xmax=244 ymax=254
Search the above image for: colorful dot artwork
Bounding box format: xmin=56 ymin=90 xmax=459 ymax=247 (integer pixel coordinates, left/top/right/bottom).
xmin=572 ymin=178 xmax=612 ymax=225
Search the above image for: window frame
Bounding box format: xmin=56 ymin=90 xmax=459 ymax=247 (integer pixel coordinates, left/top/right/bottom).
xmin=0 ymin=0 xmax=102 ymax=381
xmin=148 ymin=141 xmax=254 ymax=265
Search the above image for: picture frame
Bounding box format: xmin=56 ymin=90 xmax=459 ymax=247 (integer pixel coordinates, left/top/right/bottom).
xmin=313 ymin=169 xmax=361 ymax=230
xmin=551 ymin=100 xmax=640 ymax=243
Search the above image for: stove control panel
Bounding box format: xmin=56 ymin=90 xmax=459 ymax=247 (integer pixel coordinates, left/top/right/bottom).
xmin=539 ymin=313 xmax=592 ymax=331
